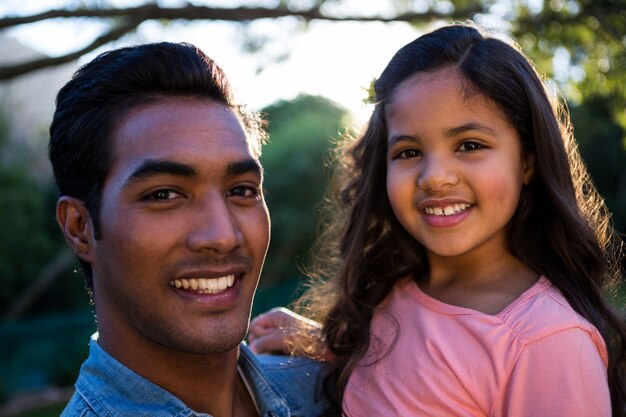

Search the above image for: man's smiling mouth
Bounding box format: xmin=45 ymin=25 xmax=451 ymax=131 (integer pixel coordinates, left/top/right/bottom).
xmin=169 ymin=275 xmax=235 ymax=294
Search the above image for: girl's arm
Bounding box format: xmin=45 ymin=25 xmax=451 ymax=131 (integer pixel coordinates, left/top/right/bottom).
xmin=248 ymin=307 xmax=334 ymax=361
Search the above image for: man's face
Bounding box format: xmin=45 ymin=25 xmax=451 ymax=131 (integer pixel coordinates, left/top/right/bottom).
xmin=88 ymin=98 xmax=270 ymax=355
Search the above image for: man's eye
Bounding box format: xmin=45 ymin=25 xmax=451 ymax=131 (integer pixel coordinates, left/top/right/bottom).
xmin=228 ymin=186 xmax=259 ymax=198
xmin=143 ymin=189 xmax=182 ymax=200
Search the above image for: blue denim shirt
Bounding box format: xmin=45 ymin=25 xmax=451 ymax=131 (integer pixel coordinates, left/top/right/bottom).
xmin=61 ymin=335 xmax=334 ymax=417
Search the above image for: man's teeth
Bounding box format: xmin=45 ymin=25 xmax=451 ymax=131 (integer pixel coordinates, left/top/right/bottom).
xmin=425 ymin=203 xmax=471 ymax=216
xmin=169 ymin=275 xmax=235 ymax=294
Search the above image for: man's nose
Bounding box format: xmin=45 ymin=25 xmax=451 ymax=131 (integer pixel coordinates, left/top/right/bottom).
xmin=185 ymin=196 xmax=243 ymax=254
xmin=416 ymin=154 xmax=459 ymax=191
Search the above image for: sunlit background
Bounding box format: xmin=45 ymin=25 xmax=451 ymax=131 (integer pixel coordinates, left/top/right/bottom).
xmin=0 ymin=0 xmax=551 ymax=123
xmin=1 ymin=0 xmax=433 ymax=124
xmin=1 ymin=1 xmax=625 ymax=415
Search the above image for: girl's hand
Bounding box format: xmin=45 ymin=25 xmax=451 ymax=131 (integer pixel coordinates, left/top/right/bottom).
xmin=248 ymin=307 xmax=326 ymax=357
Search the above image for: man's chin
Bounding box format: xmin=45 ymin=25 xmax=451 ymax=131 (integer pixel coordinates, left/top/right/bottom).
xmin=155 ymin=323 xmax=249 ymax=356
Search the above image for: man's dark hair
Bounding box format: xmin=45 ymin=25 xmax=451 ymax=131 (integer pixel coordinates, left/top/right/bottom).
xmin=49 ymin=42 xmax=266 ymax=287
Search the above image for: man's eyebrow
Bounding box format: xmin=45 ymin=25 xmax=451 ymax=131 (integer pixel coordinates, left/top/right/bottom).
xmin=226 ymin=159 xmax=263 ymax=179
xmin=125 ymin=160 xmax=196 ymax=186
xmin=444 ymin=122 xmax=497 ymax=138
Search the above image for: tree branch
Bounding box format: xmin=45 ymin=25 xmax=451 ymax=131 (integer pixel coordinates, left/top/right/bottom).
xmin=3 ymin=248 xmax=76 ymax=320
xmin=0 ymin=18 xmax=143 ymax=80
xmin=0 ymin=4 xmax=485 ymax=81
xmin=0 ymin=4 xmax=482 ymax=28
xmin=7 ymin=3 xmax=620 ymax=81
xmin=0 ymin=386 xmax=75 ymax=417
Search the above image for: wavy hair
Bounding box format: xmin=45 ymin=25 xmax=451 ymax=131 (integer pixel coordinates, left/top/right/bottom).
xmin=297 ymin=23 xmax=626 ymax=415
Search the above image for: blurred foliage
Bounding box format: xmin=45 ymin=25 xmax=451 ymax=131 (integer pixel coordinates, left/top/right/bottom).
xmin=2 ymin=0 xmax=626 ymax=132
xmin=0 ymin=136 xmax=88 ymax=318
xmin=260 ymin=94 xmax=348 ymax=288
xmin=570 ymin=96 xmax=626 ymax=310
xmin=510 ymin=0 xmax=626 ymax=116
xmin=16 ymin=404 xmax=66 ymax=417
xmin=0 ymin=311 xmax=94 ymax=398
xmin=571 ymin=96 xmax=626 ymax=233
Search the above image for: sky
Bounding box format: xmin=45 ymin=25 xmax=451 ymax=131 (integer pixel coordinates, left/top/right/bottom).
xmin=0 ymin=0 xmax=440 ymax=125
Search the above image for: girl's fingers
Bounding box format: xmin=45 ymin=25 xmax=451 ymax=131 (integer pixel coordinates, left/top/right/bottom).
xmin=248 ymin=307 xmax=325 ymax=356
xmin=249 ymin=307 xmax=298 ymax=336
xmin=248 ymin=329 xmax=291 ymax=354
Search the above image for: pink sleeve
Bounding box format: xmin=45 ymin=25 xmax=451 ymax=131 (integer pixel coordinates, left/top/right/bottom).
xmin=493 ymin=328 xmax=610 ymax=417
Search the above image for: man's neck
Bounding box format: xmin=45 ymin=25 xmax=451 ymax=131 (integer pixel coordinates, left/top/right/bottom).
xmin=98 ymin=334 xmax=256 ymax=417
xmin=235 ymin=365 xmax=261 ymax=417
xmin=149 ymin=348 xmax=240 ymax=415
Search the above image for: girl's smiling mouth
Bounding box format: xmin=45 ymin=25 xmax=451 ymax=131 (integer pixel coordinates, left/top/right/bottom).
xmin=418 ymin=200 xmax=473 ymax=228
xmin=424 ymin=203 xmax=471 ymax=216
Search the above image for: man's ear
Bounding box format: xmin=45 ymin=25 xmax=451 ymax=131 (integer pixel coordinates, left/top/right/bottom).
xmin=523 ymin=153 xmax=535 ymax=185
xmin=56 ymin=196 xmax=95 ymax=263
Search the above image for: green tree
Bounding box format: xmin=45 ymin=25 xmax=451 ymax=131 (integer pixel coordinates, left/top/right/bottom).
xmin=2 ymin=0 xmax=625 ymax=123
xmin=0 ymin=111 xmax=86 ymax=319
xmin=253 ymin=94 xmax=348 ymax=310
xmin=571 ymin=96 xmax=626 ymax=233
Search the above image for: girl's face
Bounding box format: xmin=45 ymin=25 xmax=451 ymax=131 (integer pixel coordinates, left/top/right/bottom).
xmin=385 ymin=66 xmax=533 ymax=263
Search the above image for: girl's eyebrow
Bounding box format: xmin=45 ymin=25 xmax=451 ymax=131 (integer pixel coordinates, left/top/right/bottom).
xmin=444 ymin=122 xmax=497 ymax=138
xmin=388 ymin=134 xmax=418 ymax=146
xmin=388 ymin=121 xmax=498 ymax=146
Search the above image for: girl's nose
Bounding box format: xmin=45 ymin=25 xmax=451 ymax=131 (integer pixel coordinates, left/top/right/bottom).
xmin=417 ymin=155 xmax=459 ymax=191
xmin=185 ymin=197 xmax=243 ymax=254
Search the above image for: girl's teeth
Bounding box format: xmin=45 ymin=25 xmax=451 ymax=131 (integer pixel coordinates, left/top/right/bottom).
xmin=425 ymin=203 xmax=470 ymax=216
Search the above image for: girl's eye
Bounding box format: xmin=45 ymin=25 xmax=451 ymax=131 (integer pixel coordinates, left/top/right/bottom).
xmin=396 ymin=148 xmax=422 ymax=159
xmin=458 ymin=141 xmax=485 ymax=152
xmin=228 ymin=185 xmax=259 ymax=198
xmin=143 ymin=189 xmax=183 ymax=201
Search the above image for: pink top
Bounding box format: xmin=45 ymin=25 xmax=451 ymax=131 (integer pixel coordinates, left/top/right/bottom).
xmin=343 ymin=277 xmax=610 ymax=417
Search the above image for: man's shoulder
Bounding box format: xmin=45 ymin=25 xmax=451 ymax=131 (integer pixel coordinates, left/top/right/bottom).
xmin=256 ymin=351 xmax=328 ymax=371
xmin=240 ymin=346 xmax=337 ymax=417
xmin=257 ymin=352 xmax=330 ymax=390
xmin=260 ymin=354 xmax=335 ymax=416
xmin=60 ymin=391 xmax=97 ymax=417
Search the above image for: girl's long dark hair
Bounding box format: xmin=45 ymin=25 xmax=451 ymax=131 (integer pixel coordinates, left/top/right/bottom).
xmin=296 ymin=23 xmax=626 ymax=416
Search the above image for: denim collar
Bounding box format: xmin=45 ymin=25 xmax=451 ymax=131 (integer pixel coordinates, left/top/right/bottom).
xmin=239 ymin=344 xmax=291 ymax=417
xmin=75 ymin=335 xmax=291 ymax=417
